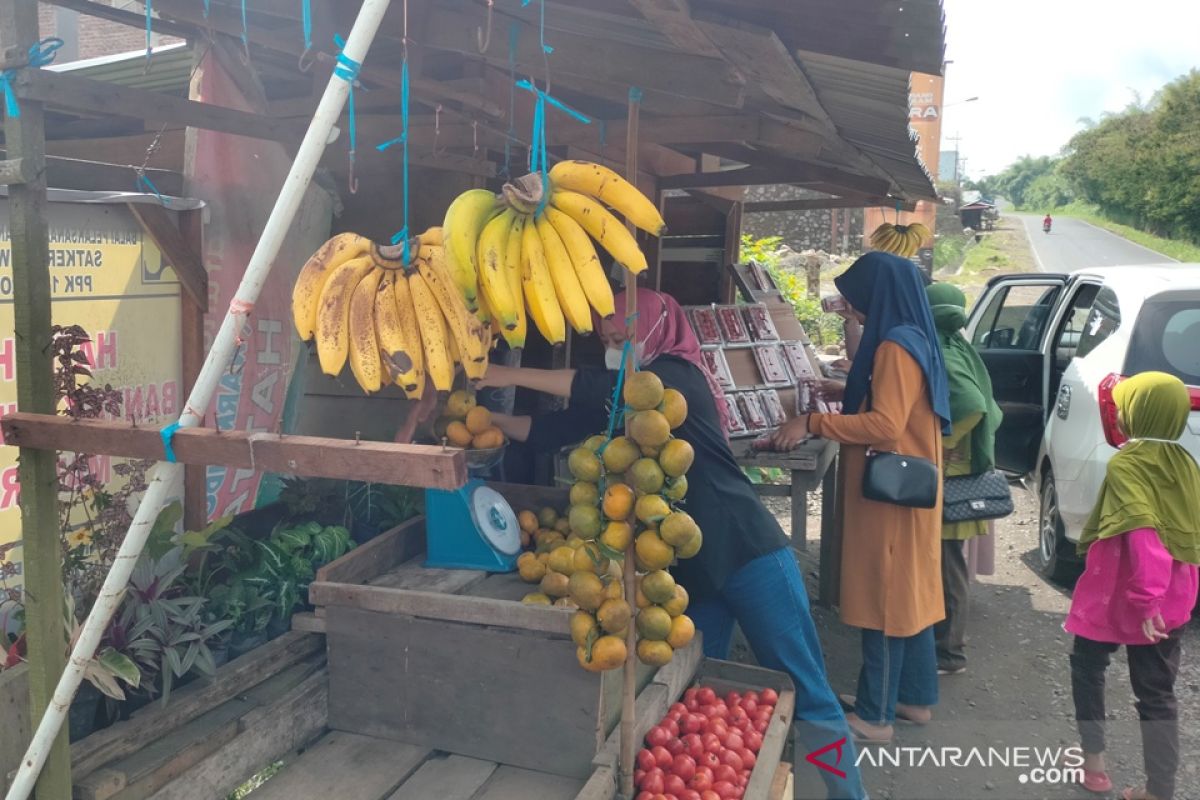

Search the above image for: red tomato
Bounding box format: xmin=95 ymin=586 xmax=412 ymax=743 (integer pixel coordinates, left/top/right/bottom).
xmin=752 ymin=718 xmax=769 ymax=734
xmin=652 ymin=745 xmax=674 ymax=769
xmin=712 ymin=702 xmax=730 ymax=719
xmin=670 ymin=702 xmax=688 ymax=717
xmin=689 ymin=767 xmax=714 ymax=792
xmin=737 ymin=772 xmax=749 ymax=787
xmin=725 ymin=732 xmax=745 ymax=752
xmin=700 ymin=751 xmax=721 ymax=770
xmin=731 ymin=718 xmax=751 ymax=734
xmin=701 ymin=733 xmax=722 ymax=753
xmin=647 ymin=726 xmax=671 ymax=748
xmin=665 ymin=773 xmax=688 ymax=795
xmin=636 ymin=769 xmax=647 ymax=786
xmin=636 ymin=793 xmax=654 ymax=800
xmin=745 ymin=731 xmax=763 ymax=752
xmin=714 ymin=764 xmax=738 ymax=785
xmin=760 ymin=688 xmax=779 ymax=705
xmin=682 ymin=733 xmax=705 ymax=760
xmin=680 ymin=791 xmax=702 ymax=800
xmin=729 ymin=706 xmax=749 ymax=723
xmin=684 ymin=696 xmax=700 ymax=712
xmin=638 ymin=749 xmax=657 ymax=771
xmin=642 ymin=768 xmax=666 ymax=794
xmin=697 ymin=687 xmax=717 ymax=706
xmin=738 ymin=748 xmax=757 ymax=770
xmin=653 ymin=795 xmax=670 ymax=800
xmin=724 ymin=690 xmax=741 ymax=706
xmin=700 ymin=792 xmax=721 ymax=800
xmin=743 ymin=690 xmax=760 ymax=705
xmin=666 ymin=738 xmax=685 ymax=757
xmin=671 ymin=753 xmax=697 ymax=782
xmin=720 ymin=750 xmax=744 ymax=772
xmin=683 ymin=714 xmax=704 ymax=735
xmin=755 ymin=707 xmax=773 ymax=721
xmin=740 ymin=698 xmax=758 ymax=714
xmin=684 ymin=688 xmax=699 ymax=705
xmin=712 ymin=781 xmax=737 ymax=799
xmin=664 ymin=718 xmax=681 ymax=738
xmin=667 ymin=710 xmax=684 ymax=725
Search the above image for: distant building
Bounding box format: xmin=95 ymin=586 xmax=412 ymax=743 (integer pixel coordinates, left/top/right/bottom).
xmin=939 ymin=150 xmax=960 ymax=183
xmin=37 ymin=2 xmax=183 ymax=63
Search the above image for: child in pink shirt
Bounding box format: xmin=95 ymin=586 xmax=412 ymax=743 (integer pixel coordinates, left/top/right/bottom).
xmin=1066 ymin=372 xmax=1200 ymax=800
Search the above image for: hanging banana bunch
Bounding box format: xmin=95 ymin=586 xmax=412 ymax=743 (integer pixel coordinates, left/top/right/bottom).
xmin=869 ymin=222 xmax=932 ymax=258
xmin=291 ymin=159 xmax=665 ymax=396
xmin=291 ymin=227 xmax=491 ymax=397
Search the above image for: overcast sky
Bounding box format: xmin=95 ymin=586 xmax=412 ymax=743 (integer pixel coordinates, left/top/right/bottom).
xmin=939 ymin=0 xmax=1200 ymax=178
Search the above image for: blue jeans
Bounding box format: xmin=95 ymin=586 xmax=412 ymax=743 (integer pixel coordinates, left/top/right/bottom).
xmin=690 ymin=548 xmax=868 ymax=800
xmin=854 ymin=626 xmax=939 ymax=725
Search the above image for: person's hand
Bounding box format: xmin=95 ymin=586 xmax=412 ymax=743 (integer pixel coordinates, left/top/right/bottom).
xmin=473 ymin=364 xmax=510 ymax=390
xmin=1142 ymin=613 xmax=1168 ymax=643
xmin=769 ymin=415 xmax=810 ymax=451
xmin=817 ymin=378 xmax=846 ymax=400
xmin=394 ymin=377 xmax=439 ymax=444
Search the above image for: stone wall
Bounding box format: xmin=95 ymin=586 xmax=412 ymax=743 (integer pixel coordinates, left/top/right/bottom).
xmin=741 ymin=185 xmax=864 ymax=256
xmin=37 ymin=3 xmax=183 ymax=63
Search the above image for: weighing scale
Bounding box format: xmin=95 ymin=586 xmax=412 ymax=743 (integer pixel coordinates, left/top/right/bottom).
xmin=424 ymin=447 xmax=521 ymax=572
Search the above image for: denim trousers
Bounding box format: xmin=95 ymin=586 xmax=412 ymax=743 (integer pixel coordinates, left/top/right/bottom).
xmin=690 ymin=548 xmax=868 ymax=800
xmin=854 ymin=625 xmax=939 ymax=725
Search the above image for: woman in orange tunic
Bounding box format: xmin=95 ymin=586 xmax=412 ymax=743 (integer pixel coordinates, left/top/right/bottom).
xmin=772 ymin=252 xmax=951 ymax=743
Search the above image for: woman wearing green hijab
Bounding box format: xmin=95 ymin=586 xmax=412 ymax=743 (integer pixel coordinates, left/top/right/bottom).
xmin=925 ymin=283 xmax=1002 ymax=675
xmin=1065 ymin=372 xmax=1200 ymax=800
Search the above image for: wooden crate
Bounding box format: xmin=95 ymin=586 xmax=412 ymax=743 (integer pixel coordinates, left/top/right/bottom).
xmin=310 ymin=482 xmax=699 ymax=781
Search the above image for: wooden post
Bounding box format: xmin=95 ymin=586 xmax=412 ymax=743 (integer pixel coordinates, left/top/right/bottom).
xmin=619 ymin=87 xmax=641 ymax=800
xmin=179 ymin=210 xmax=207 ymax=531
xmin=0 ymin=3 xmax=72 ymax=798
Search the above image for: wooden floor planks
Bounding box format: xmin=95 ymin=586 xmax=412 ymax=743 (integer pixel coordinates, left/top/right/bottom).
xmin=385 ymin=754 xmax=497 ymax=800
xmin=246 ymin=732 xmax=431 ymax=800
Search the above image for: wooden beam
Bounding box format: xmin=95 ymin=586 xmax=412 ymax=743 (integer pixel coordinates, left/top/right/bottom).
xmin=744 ymin=196 xmax=912 ymax=213
xmin=660 ymin=163 xmax=891 ymax=196
xmin=0 ymin=157 xmax=31 ymax=185
xmin=125 ymin=203 xmax=208 ymax=311
xmin=627 ymin=0 xmax=723 ymax=57
xmin=39 ymin=0 xmax=195 ymax=39
xmin=178 ymin=210 xmax=207 ymax=532
xmin=14 ymin=69 xmax=296 ymax=143
xmin=0 ymin=4 xmax=73 ymax=798
xmin=426 ymin=4 xmax=745 ymax=108
xmin=0 ymin=414 xmax=470 ymax=490
xmin=40 ymin=156 xmax=182 ymax=195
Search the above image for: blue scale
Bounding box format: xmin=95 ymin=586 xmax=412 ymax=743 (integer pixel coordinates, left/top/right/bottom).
xmin=424 ymin=480 xmax=521 ymax=572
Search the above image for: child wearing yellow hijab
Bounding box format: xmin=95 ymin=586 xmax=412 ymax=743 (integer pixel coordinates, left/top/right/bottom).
xmin=1066 ymin=372 xmax=1200 ymax=800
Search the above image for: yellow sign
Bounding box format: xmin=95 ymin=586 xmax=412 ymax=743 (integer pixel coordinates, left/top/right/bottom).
xmin=0 ymin=200 xmax=183 ymax=596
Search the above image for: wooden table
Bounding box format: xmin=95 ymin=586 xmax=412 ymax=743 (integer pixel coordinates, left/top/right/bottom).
xmin=733 ymin=437 xmax=838 ymax=551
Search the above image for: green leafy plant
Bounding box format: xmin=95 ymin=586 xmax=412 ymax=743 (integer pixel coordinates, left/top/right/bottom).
xmin=278 ymin=477 xmax=422 ymax=538
xmin=741 ymin=235 xmax=844 ymax=345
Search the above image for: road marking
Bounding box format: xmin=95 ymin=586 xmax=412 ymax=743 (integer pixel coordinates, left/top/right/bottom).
xmin=1022 ymin=216 xmax=1049 ymax=273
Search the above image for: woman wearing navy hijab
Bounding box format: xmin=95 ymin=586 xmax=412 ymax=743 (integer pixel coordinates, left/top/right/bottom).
xmin=772 ymin=252 xmax=952 ymax=743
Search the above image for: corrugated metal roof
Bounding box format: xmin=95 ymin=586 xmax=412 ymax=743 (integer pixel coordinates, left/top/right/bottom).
xmin=47 ymin=42 xmax=193 ymax=94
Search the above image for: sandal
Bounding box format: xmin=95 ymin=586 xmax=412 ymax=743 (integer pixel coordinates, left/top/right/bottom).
xmin=894 ymin=703 xmax=933 ymax=725
xmin=844 ymin=712 xmax=893 ymax=746
xmin=1079 ymin=769 xmax=1112 ymax=794
xmin=1121 ymin=789 xmax=1159 ymax=800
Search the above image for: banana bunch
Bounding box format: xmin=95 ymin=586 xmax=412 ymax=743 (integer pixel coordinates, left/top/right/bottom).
xmin=869 ymin=222 xmax=931 ymax=258
xmin=292 ymin=229 xmax=491 ymax=397
xmin=442 ymin=160 xmax=666 ymax=348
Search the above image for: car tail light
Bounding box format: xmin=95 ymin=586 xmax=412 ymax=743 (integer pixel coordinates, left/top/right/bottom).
xmin=1098 ymin=373 xmax=1127 ymax=448
xmin=1191 ymin=386 xmax=1200 ymax=412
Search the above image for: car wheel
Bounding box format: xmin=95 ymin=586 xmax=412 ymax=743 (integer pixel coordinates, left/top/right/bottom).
xmin=1038 ymin=471 xmax=1080 ymax=585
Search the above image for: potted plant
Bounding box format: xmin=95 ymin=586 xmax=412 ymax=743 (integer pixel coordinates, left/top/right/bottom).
xmin=62 ymin=593 xmax=141 ymax=740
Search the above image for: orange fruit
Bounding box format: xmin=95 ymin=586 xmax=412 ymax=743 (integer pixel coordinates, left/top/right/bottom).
xmin=629 ymin=410 xmax=671 ymax=448
xmin=658 ymin=439 xmax=694 ymax=478
xmin=465 ymin=405 xmax=493 ymax=435
xmin=578 ymin=635 xmax=627 ymax=672
xmin=518 ymin=510 xmax=539 ymax=533
xmin=659 ymin=388 xmax=688 ymax=429
xmin=472 ymin=427 xmax=504 ymax=449
xmin=446 ymin=421 xmax=473 ymax=447
xmin=445 ymin=389 xmax=476 ymax=419
xmin=624 ymin=371 xmax=665 ymax=411
xmin=666 ymin=614 xmax=695 ymax=649
xmin=637 ymin=639 xmax=674 ymax=667
xmin=602 ymin=483 xmax=636 ymax=520
xmin=635 ymin=530 xmax=674 ymax=571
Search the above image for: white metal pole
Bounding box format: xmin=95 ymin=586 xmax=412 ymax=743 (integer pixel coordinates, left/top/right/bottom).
xmin=5 ymin=1 xmax=393 ymax=796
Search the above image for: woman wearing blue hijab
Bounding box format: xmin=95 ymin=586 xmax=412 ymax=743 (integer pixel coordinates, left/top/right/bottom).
xmin=772 ymin=252 xmax=951 ymax=743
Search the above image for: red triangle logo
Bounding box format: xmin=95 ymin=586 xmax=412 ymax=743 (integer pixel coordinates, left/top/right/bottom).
xmin=806 ymin=737 xmax=848 ymax=779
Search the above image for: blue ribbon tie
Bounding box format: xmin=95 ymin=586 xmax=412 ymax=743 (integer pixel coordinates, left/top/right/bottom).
xmin=514 ymin=79 xmax=591 ymax=217
xmin=160 ymin=421 xmax=182 ymax=463
xmin=0 ymin=38 xmax=62 ymax=119
xmin=376 ymin=52 xmax=412 ymax=262
xmin=302 ymin=0 xmax=313 ymax=51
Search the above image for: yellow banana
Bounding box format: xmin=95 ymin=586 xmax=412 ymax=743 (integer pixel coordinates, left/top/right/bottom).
xmin=419 ymin=226 xmax=444 ymax=248
xmin=442 ymin=189 xmax=498 ymax=311
xmin=548 ymin=160 xmax=666 ymax=236
xmin=476 ymin=209 xmax=521 ymax=331
xmin=408 ymin=271 xmax=454 ymax=392
xmin=502 ymin=215 xmax=528 ymax=349
xmin=376 ymin=272 xmax=424 ymax=398
xmin=315 ymin=254 xmax=375 ymax=376
xmin=521 ymin=218 xmax=566 ymax=345
xmin=348 ymin=268 xmax=384 ymax=393
xmin=293 ymin=232 xmax=371 ymax=340
xmin=536 ymin=214 xmax=593 ymax=334
xmin=544 ymin=205 xmax=614 ymax=319
xmin=550 ymin=190 xmax=648 ymax=274
xmin=417 ymin=244 xmax=489 ymax=369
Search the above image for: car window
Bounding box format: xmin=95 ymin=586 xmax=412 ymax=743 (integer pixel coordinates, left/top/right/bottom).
xmin=1076 ymin=286 xmax=1122 ymax=359
xmin=1125 ymin=293 xmax=1200 ymax=385
xmin=1052 ymin=283 xmax=1101 ymax=366
xmin=971 ymin=284 xmax=1062 ymax=350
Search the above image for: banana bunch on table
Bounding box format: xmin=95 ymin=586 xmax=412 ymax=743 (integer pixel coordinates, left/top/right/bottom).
xmin=291 ymin=159 xmax=664 ymax=395
xmin=869 ymin=222 xmax=931 ymax=258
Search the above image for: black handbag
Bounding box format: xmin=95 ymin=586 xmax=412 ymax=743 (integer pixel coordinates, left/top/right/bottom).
xmin=943 ymin=469 xmax=1013 ymax=522
xmin=863 ymin=449 xmax=940 ymax=508
xmin=860 ymin=388 xmax=940 ymax=509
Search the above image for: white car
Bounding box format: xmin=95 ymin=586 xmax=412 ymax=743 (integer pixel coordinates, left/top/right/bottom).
xmin=965 ymin=265 xmax=1200 ymax=582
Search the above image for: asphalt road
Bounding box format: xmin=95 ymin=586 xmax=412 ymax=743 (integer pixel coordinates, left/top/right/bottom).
xmin=1019 ymin=214 xmax=1176 ymax=272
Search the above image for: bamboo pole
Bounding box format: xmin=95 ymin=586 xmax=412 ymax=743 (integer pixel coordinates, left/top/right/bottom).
xmin=0 ymin=3 xmax=72 ymax=798
xmin=3 ymin=1 xmax=394 ymax=796
xmin=618 ymin=87 xmax=642 ymax=800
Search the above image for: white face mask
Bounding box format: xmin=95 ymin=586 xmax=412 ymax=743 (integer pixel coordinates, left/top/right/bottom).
xmin=605 ymin=344 xmax=644 ymax=371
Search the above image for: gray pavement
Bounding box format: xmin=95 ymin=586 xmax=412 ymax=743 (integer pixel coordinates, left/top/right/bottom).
xmin=1018 ymin=215 xmax=1176 ymax=273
